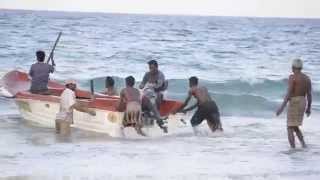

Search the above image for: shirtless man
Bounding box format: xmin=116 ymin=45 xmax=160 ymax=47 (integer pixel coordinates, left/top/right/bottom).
xmin=117 ymin=76 xmax=145 ymax=136
xmin=276 ymin=58 xmax=312 ymax=149
xmin=176 ymin=76 xmax=222 ymax=134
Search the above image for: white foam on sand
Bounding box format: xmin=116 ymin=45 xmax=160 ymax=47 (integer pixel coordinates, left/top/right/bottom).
xmin=0 ymin=70 xmax=14 ymax=98
xmin=0 ymin=86 xmax=13 ymax=98
xmin=0 ymin=114 xmax=320 ymax=180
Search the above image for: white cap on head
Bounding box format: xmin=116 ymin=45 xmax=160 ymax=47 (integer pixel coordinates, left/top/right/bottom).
xmin=292 ymin=58 xmax=303 ymax=69
xmin=65 ymin=79 xmax=77 ymax=85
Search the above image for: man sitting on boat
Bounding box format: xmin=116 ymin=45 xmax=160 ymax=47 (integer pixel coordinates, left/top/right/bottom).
xmin=175 ymin=76 xmax=222 ymax=134
xmin=55 ymin=80 xmax=96 ymax=135
xmin=139 ymin=60 xmax=168 ymax=110
xmin=103 ymin=76 xmax=118 ymax=96
xmin=117 ymin=76 xmax=146 ymax=136
xmin=29 ymin=50 xmax=55 ymax=94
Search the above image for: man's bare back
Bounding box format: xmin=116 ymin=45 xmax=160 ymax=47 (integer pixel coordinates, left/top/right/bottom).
xmin=190 ymin=86 xmax=212 ymax=105
xmin=121 ymin=87 xmax=140 ymax=103
xmin=177 ymin=76 xmax=222 ymax=133
xmin=276 ymin=58 xmax=312 ymax=149
xmin=290 ymin=72 xmax=311 ymax=98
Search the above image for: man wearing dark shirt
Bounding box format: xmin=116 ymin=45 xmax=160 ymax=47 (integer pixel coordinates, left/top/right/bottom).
xmin=29 ymin=50 xmax=55 ymax=94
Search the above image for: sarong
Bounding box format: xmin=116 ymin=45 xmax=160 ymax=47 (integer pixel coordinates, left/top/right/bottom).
xmin=287 ymin=96 xmax=306 ymax=127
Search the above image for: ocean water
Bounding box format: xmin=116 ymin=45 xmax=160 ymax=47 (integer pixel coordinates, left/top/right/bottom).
xmin=0 ymin=9 xmax=320 ymax=179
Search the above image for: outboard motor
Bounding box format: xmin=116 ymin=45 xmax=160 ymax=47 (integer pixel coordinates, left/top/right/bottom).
xmin=141 ymin=84 xmax=168 ymax=133
xmin=141 ymin=87 xmax=158 ymax=127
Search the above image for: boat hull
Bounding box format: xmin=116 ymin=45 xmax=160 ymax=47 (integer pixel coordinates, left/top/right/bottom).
xmin=15 ymin=98 xmax=188 ymax=137
xmin=2 ymin=70 xmax=187 ymax=137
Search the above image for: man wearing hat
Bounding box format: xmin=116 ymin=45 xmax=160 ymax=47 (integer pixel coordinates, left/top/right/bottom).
xmin=55 ymin=80 xmax=96 ymax=135
xmin=276 ymin=58 xmax=312 ymax=149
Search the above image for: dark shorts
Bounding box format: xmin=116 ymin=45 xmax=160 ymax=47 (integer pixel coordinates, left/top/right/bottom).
xmin=191 ymin=101 xmax=220 ymax=127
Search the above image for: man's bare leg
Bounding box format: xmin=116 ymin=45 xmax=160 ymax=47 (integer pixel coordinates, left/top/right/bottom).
xmin=293 ymin=127 xmax=307 ymax=148
xmin=192 ymin=126 xmax=201 ymax=135
xmin=143 ymin=97 xmax=167 ymax=133
xmin=60 ymin=121 xmax=71 ymax=136
xmin=155 ymin=93 xmax=163 ymax=110
xmin=135 ymin=124 xmax=147 ymax=136
xmin=55 ymin=120 xmax=60 ymax=134
xmin=287 ymin=127 xmax=296 ymax=148
xmin=207 ymin=114 xmax=223 ymax=132
xmin=206 ymin=120 xmax=217 ymax=132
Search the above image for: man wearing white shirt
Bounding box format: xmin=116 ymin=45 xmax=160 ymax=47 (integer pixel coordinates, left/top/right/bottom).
xmin=55 ymin=80 xmax=96 ymax=135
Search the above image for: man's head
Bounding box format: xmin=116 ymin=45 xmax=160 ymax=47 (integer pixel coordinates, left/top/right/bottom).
xmin=105 ymin=76 xmax=115 ymax=88
xmin=148 ymin=60 xmax=158 ymax=74
xmin=65 ymin=79 xmax=77 ymax=91
xmin=292 ymin=58 xmax=303 ymax=73
xmin=36 ymin=50 xmax=45 ymax=62
xmin=125 ymin=76 xmax=135 ymax=87
xmin=189 ymin=76 xmax=198 ymax=87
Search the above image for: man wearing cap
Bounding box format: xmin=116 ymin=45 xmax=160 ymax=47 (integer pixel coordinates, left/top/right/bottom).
xmin=55 ymin=80 xmax=96 ymax=135
xmin=29 ymin=50 xmax=55 ymax=94
xmin=276 ymin=58 xmax=312 ymax=149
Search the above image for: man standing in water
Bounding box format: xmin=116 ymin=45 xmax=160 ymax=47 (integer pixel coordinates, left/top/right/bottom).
xmin=55 ymin=80 xmax=96 ymax=135
xmin=117 ymin=76 xmax=146 ymax=136
xmin=175 ymin=76 xmax=222 ymax=134
xmin=276 ymin=59 xmax=312 ymax=149
xmin=29 ymin=50 xmax=55 ymax=94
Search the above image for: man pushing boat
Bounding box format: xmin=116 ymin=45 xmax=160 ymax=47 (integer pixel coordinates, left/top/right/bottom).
xmin=55 ymin=80 xmax=96 ymax=135
xmin=175 ymin=76 xmax=222 ymax=134
xmin=117 ymin=76 xmax=146 ymax=136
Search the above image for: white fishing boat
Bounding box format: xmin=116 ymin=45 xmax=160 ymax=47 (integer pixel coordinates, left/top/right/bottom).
xmin=1 ymin=70 xmax=188 ymax=137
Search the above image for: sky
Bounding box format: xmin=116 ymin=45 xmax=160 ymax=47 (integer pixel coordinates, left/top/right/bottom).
xmin=1 ymin=0 xmax=319 ymax=18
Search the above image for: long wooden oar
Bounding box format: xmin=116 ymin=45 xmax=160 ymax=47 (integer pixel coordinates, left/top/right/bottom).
xmin=46 ymin=32 xmax=62 ymax=66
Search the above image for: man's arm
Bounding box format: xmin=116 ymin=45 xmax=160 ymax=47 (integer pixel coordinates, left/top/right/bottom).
xmin=175 ymin=91 xmax=192 ymax=113
xmin=116 ymin=90 xmax=126 ymax=111
xmin=154 ymin=72 xmax=165 ymax=90
xmin=72 ymin=103 xmax=96 ymax=116
xmin=65 ymin=90 xmax=95 ymax=116
xmin=276 ymin=75 xmax=294 ymax=116
xmin=29 ymin=65 xmax=34 ymax=77
xmin=182 ymin=103 xmax=198 ymax=113
xmin=49 ymin=64 xmax=55 ymax=73
xmin=139 ymin=73 xmax=148 ymax=89
xmin=306 ymin=77 xmax=312 ymax=117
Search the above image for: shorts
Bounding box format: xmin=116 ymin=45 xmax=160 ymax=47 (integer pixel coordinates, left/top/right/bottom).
xmin=123 ymin=101 xmax=142 ymax=127
xmin=190 ymin=101 xmax=220 ymax=127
